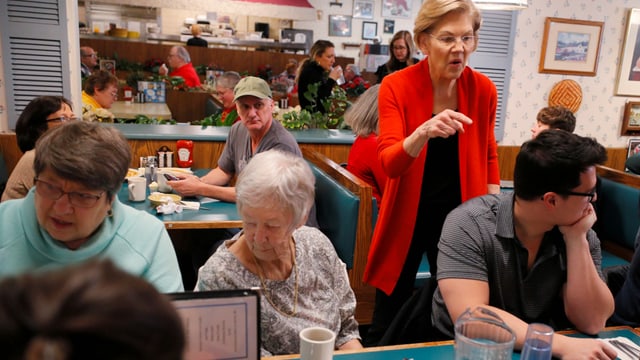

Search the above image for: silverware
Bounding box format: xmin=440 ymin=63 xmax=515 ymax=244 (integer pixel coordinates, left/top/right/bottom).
xmin=610 ymin=339 xmax=640 ymax=359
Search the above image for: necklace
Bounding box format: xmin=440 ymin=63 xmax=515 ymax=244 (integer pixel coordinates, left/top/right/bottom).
xmin=251 ymin=240 xmax=298 ymax=317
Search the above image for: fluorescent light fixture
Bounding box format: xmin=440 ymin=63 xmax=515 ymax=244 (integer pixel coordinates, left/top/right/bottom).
xmin=473 ymin=0 xmax=528 ymax=10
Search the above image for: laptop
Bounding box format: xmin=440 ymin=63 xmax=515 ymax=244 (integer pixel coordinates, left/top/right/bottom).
xmin=169 ymin=289 xmax=261 ymax=360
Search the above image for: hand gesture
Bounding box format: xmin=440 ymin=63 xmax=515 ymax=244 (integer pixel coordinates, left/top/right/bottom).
xmin=166 ymin=174 xmax=201 ymax=197
xmin=558 ymin=203 xmax=597 ymax=243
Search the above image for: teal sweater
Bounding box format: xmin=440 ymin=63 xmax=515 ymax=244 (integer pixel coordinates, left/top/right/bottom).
xmin=0 ymin=188 xmax=183 ymax=292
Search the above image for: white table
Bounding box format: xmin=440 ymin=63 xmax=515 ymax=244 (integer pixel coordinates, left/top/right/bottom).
xmin=110 ymin=101 xmax=172 ymax=120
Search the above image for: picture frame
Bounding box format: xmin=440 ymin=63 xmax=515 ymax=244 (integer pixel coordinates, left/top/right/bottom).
xmin=353 ymin=0 xmax=374 ymax=19
xmin=381 ymin=0 xmax=411 ymax=19
xmin=383 ymin=19 xmax=395 ymax=34
xmin=328 ymin=15 xmax=352 ymax=37
xmin=622 ymin=101 xmax=640 ymax=136
xmin=538 ymin=17 xmax=604 ymax=76
xmin=99 ymin=59 xmax=116 ymax=75
xmin=627 ymin=137 xmax=640 ymax=160
xmin=362 ymin=21 xmax=377 ymax=40
xmin=616 ymin=9 xmax=640 ymax=96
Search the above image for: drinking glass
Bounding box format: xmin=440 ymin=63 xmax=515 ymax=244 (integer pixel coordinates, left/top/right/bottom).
xmin=521 ymin=323 xmax=553 ymax=360
xmin=454 ymin=307 xmax=515 ymax=360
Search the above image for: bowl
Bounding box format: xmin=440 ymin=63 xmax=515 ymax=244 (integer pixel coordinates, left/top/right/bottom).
xmin=148 ymin=193 xmax=182 ymax=207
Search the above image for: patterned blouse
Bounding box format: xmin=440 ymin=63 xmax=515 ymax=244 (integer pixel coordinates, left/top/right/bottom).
xmin=195 ymin=226 xmax=361 ymax=356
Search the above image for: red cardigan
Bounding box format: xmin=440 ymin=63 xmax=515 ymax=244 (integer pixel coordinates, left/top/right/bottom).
xmin=363 ymin=59 xmax=500 ymax=295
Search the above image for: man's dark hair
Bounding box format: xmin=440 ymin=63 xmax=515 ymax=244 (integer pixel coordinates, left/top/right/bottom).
xmin=514 ymin=130 xmax=607 ymax=200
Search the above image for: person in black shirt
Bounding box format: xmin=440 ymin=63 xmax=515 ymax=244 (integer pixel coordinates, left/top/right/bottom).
xmin=375 ymin=30 xmax=419 ymax=84
xmin=296 ymin=40 xmax=343 ymax=114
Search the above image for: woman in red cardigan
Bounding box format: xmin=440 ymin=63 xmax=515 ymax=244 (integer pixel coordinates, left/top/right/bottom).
xmin=363 ymin=0 xmax=500 ymax=345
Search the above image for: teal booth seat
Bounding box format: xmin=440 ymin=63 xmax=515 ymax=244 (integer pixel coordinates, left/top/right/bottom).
xmin=594 ymin=175 xmax=640 ymax=268
xmin=0 ymin=150 xmax=8 ymax=195
xmin=308 ymin=161 xmax=359 ymax=269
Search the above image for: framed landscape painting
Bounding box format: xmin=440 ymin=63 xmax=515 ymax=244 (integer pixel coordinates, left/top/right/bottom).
xmin=353 ymin=0 xmax=374 ymax=19
xmin=381 ymin=0 xmax=411 ymax=19
xmin=329 ymin=15 xmax=352 ymax=37
xmin=538 ymin=17 xmax=603 ymax=76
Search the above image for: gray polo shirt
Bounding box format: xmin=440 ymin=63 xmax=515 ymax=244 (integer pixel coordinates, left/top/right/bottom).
xmin=431 ymin=192 xmax=604 ymax=338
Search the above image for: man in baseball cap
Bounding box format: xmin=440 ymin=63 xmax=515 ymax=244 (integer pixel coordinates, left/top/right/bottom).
xmin=169 ymin=76 xmax=316 ymax=284
xmin=233 ymin=76 xmax=273 ymax=101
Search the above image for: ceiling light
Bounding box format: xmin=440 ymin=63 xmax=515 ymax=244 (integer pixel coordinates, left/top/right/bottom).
xmin=473 ymin=0 xmax=528 ymax=10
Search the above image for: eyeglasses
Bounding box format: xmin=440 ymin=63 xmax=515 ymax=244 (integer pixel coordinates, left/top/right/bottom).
xmin=393 ymin=46 xmax=407 ymax=51
xmin=558 ymin=190 xmax=596 ymax=203
xmin=82 ymin=53 xmax=97 ymax=58
xmin=46 ymin=116 xmax=79 ymax=123
xmin=34 ymin=178 xmax=104 ymax=208
xmin=110 ymin=91 xmax=118 ymax=99
xmin=429 ymin=34 xmax=476 ymax=47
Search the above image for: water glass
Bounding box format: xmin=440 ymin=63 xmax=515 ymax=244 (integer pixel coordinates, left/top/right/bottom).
xmin=454 ymin=307 xmax=515 ymax=360
xmin=521 ymin=323 xmax=553 ymax=360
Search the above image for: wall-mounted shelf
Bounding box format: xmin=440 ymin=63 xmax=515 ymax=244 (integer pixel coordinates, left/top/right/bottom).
xmin=342 ymin=42 xmax=361 ymax=49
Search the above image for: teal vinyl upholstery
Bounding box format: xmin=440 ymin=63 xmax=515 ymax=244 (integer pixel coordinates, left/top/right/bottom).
xmin=308 ymin=161 xmax=359 ymax=269
xmin=0 ymin=150 xmax=7 ymax=195
xmin=594 ymin=174 xmax=640 ymax=268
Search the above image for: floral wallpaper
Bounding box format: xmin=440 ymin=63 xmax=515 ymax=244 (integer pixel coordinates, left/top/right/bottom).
xmin=504 ymin=0 xmax=640 ymax=147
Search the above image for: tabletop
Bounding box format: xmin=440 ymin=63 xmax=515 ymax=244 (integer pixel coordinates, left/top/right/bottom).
xmin=110 ymin=101 xmax=172 ymax=120
xmin=263 ymin=326 xmax=640 ymax=360
xmin=118 ymin=169 xmax=241 ymax=229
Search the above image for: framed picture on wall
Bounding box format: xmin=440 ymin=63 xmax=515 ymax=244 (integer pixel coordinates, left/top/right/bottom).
xmin=616 ymin=9 xmax=640 ymax=96
xmin=383 ymin=19 xmax=395 ymax=34
xmin=99 ymin=59 xmax=116 ymax=75
xmin=328 ymin=15 xmax=352 ymax=37
xmin=381 ymin=0 xmax=411 ymax=18
xmin=538 ymin=17 xmax=603 ymax=76
xmin=362 ymin=21 xmax=377 ymax=40
xmin=627 ymin=137 xmax=640 ymax=159
xmin=353 ymin=0 xmax=374 ymax=19
xmin=622 ymin=101 xmax=640 ymax=136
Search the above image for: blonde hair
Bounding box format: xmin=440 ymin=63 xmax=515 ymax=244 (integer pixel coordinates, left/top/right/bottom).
xmin=191 ymin=24 xmax=202 ymax=37
xmin=344 ymin=84 xmax=380 ymax=136
xmin=413 ymin=0 xmax=481 ymax=50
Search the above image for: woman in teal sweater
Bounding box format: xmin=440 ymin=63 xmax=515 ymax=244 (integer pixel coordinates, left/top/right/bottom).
xmin=0 ymin=121 xmax=183 ymax=293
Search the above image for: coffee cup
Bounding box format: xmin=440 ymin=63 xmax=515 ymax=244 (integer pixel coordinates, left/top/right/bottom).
xmin=128 ymin=177 xmax=147 ymax=202
xmin=299 ymin=327 xmax=335 ymax=360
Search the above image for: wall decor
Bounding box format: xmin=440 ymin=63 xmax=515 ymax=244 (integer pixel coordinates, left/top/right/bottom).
xmin=328 ymin=15 xmax=352 ymax=37
xmin=362 ymin=21 xmax=377 ymax=40
xmin=616 ymin=9 xmax=640 ymax=96
xmin=383 ymin=19 xmax=395 ymax=34
xmin=381 ymin=0 xmax=411 ymax=18
xmin=538 ymin=17 xmax=603 ymax=76
xmin=353 ymin=0 xmax=374 ymax=19
xmin=622 ymin=101 xmax=640 ymax=136
xmin=628 ymin=137 xmax=640 ymax=160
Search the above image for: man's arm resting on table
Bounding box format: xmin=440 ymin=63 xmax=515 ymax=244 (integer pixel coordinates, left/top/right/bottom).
xmin=438 ymin=278 xmax=617 ymax=359
xmin=169 ymin=167 xmax=236 ymax=202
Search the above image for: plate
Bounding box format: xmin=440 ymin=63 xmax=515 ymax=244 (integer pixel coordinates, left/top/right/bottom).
xmin=161 ymin=167 xmax=193 ymax=175
xmin=148 ymin=193 xmax=182 ymax=207
xmin=126 ymin=168 xmax=142 ymax=179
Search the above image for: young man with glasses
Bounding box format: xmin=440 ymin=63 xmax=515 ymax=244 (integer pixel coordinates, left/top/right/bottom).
xmin=430 ymin=130 xmax=617 ymax=359
xmin=80 ymin=46 xmax=98 ymax=79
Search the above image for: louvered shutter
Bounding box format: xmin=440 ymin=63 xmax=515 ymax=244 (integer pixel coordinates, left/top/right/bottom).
xmin=1 ymin=0 xmax=73 ymax=130
xmin=469 ymin=10 xmax=517 ymax=141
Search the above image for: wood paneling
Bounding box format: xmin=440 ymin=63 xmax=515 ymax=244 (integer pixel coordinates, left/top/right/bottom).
xmin=80 ymin=38 xmax=354 ymax=82
xmin=496 ymin=146 xmax=629 ymax=181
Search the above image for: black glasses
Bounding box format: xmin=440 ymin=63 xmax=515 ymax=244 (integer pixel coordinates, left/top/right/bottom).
xmin=46 ymin=116 xmax=79 ymax=123
xmin=34 ymin=178 xmax=104 ymax=208
xmin=558 ymin=190 xmax=596 ymax=203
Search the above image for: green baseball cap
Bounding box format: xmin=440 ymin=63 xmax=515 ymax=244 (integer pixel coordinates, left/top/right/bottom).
xmin=233 ymin=76 xmax=272 ymax=101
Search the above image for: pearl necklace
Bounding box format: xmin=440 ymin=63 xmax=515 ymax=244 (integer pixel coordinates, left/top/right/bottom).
xmin=251 ymin=241 xmax=298 ymax=317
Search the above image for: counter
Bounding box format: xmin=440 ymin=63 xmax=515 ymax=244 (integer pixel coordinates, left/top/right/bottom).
xmin=110 ymin=102 xmax=172 ymax=120
xmin=108 ymin=124 xmax=355 ymax=169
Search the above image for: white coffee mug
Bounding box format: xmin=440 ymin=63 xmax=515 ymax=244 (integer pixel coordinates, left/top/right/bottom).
xmin=299 ymin=327 xmax=335 ymax=360
xmin=128 ymin=177 xmax=147 ymax=202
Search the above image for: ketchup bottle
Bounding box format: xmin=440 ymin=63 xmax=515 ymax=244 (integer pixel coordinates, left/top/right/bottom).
xmin=176 ymin=140 xmax=193 ymax=168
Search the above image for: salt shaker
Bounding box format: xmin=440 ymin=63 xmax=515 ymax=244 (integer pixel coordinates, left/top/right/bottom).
xmin=145 ymin=156 xmax=158 ymax=185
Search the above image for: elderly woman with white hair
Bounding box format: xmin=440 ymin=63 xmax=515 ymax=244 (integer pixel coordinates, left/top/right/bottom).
xmin=195 ymin=149 xmax=363 ymax=356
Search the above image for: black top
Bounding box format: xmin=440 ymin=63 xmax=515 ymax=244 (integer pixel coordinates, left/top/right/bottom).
xmin=186 ymin=37 xmax=208 ymax=47
xmin=297 ymin=61 xmax=337 ymax=114
xmin=375 ymin=57 xmax=420 ymax=84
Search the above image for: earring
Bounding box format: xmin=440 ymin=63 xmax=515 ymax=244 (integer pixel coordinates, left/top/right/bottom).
xmin=107 ymin=209 xmax=113 ymax=217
